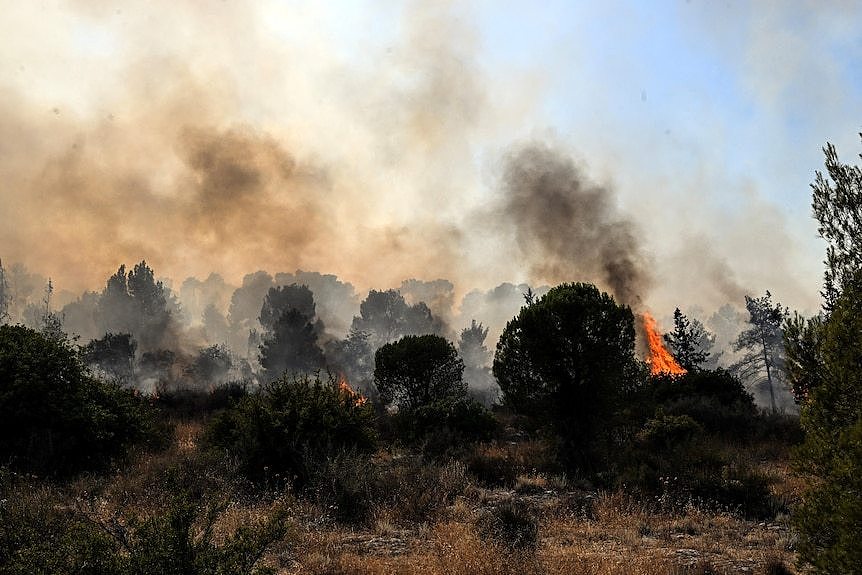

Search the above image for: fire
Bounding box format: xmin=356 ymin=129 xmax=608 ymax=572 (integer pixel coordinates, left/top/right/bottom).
xmin=338 ymin=373 xmax=368 ymax=407
xmin=642 ymin=311 xmax=687 ymax=377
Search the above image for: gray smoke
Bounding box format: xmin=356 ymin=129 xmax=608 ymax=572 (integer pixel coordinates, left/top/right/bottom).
xmin=499 ymin=143 xmax=651 ymax=307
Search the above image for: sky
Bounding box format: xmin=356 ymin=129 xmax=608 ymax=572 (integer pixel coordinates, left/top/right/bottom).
xmin=1 ymin=0 xmax=860 ymax=318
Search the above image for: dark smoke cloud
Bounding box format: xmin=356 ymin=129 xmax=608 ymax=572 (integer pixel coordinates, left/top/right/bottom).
xmin=499 ymin=143 xmax=651 ymax=306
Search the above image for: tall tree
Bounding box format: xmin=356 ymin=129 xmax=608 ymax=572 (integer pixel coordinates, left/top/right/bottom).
xmin=811 ymin=137 xmax=862 ymax=309
xmin=493 ymin=283 xmax=639 ymax=470
xmin=732 ymin=291 xmax=788 ymax=412
xmin=351 ymin=289 xmax=441 ymax=350
xmin=0 ymin=259 xmax=9 ymax=324
xmin=663 ymin=308 xmax=714 ymax=372
xmin=458 ymin=320 xmax=496 ymax=402
xmin=792 ymin=136 xmax=862 ymax=571
xmin=374 ymin=334 xmax=465 ymax=410
xmin=257 ymin=285 xmax=324 ymax=382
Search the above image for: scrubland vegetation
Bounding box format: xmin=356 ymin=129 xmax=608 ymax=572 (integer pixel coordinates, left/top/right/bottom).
xmin=1 ymin=137 xmax=861 ymax=574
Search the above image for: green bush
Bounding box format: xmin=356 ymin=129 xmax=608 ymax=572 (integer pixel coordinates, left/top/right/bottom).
xmin=0 ymin=469 xmax=289 ymax=575
xmin=0 ymin=325 xmax=165 ymax=476
xmin=205 ymin=373 xmax=376 ymax=486
xmin=649 ymin=369 xmax=757 ymax=438
xmin=393 ymin=396 xmax=498 ymax=456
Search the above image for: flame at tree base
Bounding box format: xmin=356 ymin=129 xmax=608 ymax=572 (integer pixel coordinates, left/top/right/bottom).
xmin=338 ymin=373 xmax=368 ymax=406
xmin=642 ymin=311 xmax=687 ymax=377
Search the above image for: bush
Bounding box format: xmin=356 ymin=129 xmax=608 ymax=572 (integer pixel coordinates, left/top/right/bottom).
xmin=477 ymin=500 xmax=539 ymax=551
xmin=205 ymin=373 xmax=376 ymax=486
xmin=0 ymin=325 xmax=164 ymax=476
xmin=649 ymin=369 xmax=757 ymax=438
xmin=393 ymin=396 xmax=498 ymax=456
xmin=154 ymin=381 xmax=249 ymax=419
xmin=0 ymin=469 xmax=289 ymax=575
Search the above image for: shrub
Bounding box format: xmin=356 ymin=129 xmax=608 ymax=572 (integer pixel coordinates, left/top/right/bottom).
xmin=205 ymin=373 xmax=376 ymax=486
xmin=0 ymin=325 xmax=164 ymax=476
xmin=477 ymin=500 xmax=539 ymax=551
xmin=650 ymin=369 xmax=757 ymax=438
xmin=394 ymin=396 xmax=498 ymax=456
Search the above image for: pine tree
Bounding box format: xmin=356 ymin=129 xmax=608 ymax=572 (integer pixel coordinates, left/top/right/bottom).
xmin=732 ymin=291 xmax=788 ymax=412
xmin=663 ymin=308 xmax=714 ymax=371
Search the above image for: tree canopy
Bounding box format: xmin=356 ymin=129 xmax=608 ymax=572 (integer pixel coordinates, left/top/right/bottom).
xmin=493 ymin=283 xmax=639 ymax=469
xmin=373 ymin=334 xmax=466 ymax=410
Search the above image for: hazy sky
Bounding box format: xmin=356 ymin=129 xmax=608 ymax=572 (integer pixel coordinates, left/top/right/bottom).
xmin=1 ymin=0 xmax=859 ymax=316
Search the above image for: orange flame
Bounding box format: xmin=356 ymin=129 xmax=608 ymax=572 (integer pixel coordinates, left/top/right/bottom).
xmin=338 ymin=373 xmax=368 ymax=407
xmin=642 ymin=311 xmax=687 ymax=377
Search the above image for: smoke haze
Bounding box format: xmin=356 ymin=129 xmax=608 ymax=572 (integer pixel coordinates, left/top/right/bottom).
xmin=0 ymin=0 xmax=841 ymax=329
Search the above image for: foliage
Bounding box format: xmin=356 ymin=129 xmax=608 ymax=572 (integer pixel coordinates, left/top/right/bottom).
xmin=374 ymin=334 xmax=466 ymax=410
xmin=258 ymin=309 xmax=325 ymax=382
xmin=793 ymin=273 xmax=862 ymax=573
xmin=477 ymin=500 xmax=539 ymax=551
xmin=783 ymin=312 xmax=826 ymax=403
xmin=205 ymin=373 xmax=376 ymax=486
xmin=649 ymin=369 xmax=757 ymax=438
xmin=663 ymin=308 xmax=714 ymax=371
xmin=0 ymin=325 xmax=163 ymax=476
xmin=324 ymin=328 xmax=374 ymax=386
xmin=81 ymin=332 xmax=137 ymax=383
xmin=185 ymin=344 xmax=233 ymax=387
xmin=458 ymin=320 xmax=496 ymax=401
xmin=811 ymin=136 xmax=862 ymax=307
xmin=732 ymin=291 xmax=789 ymax=412
xmin=98 ymin=261 xmax=176 ymax=352
xmin=394 ymin=396 xmax=498 ymax=455
xmin=258 ymin=284 xmax=317 ymax=333
xmin=0 ymin=470 xmax=289 ymax=575
xmin=493 ymin=283 xmax=638 ymax=470
xmin=351 ymin=289 xmax=442 ymax=350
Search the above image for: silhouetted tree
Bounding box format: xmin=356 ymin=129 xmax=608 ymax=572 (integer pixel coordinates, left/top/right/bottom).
xmin=97 ymin=261 xmax=175 ymax=352
xmin=732 ymin=291 xmax=788 ymax=412
xmin=325 ymin=328 xmax=374 ymax=386
xmin=259 ymin=284 xmax=316 ymax=333
xmin=374 ymin=334 xmax=465 ymax=410
xmin=259 ymin=309 xmax=325 ymax=381
xmin=493 ymin=283 xmax=639 ymax=470
xmin=81 ymin=332 xmax=137 ymax=383
xmin=458 ymin=320 xmax=496 ymax=402
xmin=0 ymin=259 xmax=9 ymax=324
xmin=202 ymin=303 xmax=230 ymax=345
xmin=186 ymin=344 xmax=233 ymax=388
xmin=664 ymin=308 xmax=714 ymax=372
xmin=351 ymin=289 xmax=441 ymax=350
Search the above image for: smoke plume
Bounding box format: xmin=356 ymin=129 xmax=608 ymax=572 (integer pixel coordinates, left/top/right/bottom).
xmin=498 ymin=143 xmax=651 ymax=306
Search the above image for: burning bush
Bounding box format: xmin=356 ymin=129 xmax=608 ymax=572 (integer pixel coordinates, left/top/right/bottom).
xmin=205 ymin=372 xmax=376 ymax=486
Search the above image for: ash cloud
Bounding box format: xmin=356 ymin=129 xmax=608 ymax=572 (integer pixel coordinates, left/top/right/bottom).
xmin=498 ymin=143 xmax=651 ymax=307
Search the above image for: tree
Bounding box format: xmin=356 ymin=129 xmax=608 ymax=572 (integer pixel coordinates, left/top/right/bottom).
xmin=324 ymin=328 xmax=374 ymax=386
xmin=351 ymin=289 xmax=441 ymax=350
xmin=732 ymin=291 xmax=789 ymax=412
xmin=81 ymin=332 xmax=137 ymax=383
xmin=373 ymin=334 xmax=465 ymax=410
xmin=0 ymin=325 xmax=158 ymax=475
xmin=258 ymin=285 xmax=325 ymax=382
xmin=259 ymin=309 xmax=325 ymax=382
xmin=791 ymin=137 xmax=862 ymax=572
xmin=97 ymin=261 xmax=176 ymax=352
xmin=458 ymin=320 xmax=496 ymax=403
xmin=493 ymin=283 xmax=639 ymax=469
xmin=811 ymin=136 xmax=862 ymax=308
xmin=663 ymin=308 xmax=714 ymax=372
xmin=0 ymin=258 xmax=9 ymax=324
